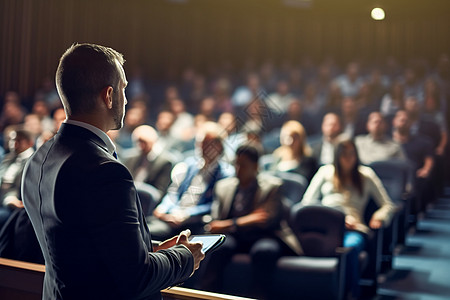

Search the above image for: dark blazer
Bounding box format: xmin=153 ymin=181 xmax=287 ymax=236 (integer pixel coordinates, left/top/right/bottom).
xmin=22 ymin=123 xmax=193 ymax=300
xmin=123 ymin=151 xmax=174 ymax=195
xmin=212 ymin=174 xmax=303 ymax=255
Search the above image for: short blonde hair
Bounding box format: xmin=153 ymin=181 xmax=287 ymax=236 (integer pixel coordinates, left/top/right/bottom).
xmin=277 ymin=120 xmax=311 ymax=157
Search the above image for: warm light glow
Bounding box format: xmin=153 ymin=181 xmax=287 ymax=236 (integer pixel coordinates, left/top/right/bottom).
xmin=371 ymin=7 xmax=385 ymax=20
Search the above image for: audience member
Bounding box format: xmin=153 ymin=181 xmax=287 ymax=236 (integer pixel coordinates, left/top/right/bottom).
xmin=169 ymin=98 xmax=195 ymax=141
xmin=266 ymin=79 xmax=295 ymax=114
xmin=217 ymin=112 xmax=246 ymax=163
xmin=380 ymin=80 xmax=404 ymax=118
xmin=148 ymin=121 xmax=234 ymax=240
xmin=404 ymin=96 xmax=443 ymax=153
xmin=52 ymin=107 xmax=66 ymax=132
xmin=270 ymin=121 xmax=318 ymax=182
xmin=0 ymin=128 xmax=35 ymax=227
xmin=310 ymin=113 xmax=344 ymax=165
xmin=31 ymin=99 xmax=54 ymax=132
xmin=116 ymin=106 xmax=147 ymax=149
xmin=283 ymin=98 xmax=319 ymax=136
xmin=0 ymin=91 xmax=26 ymax=133
xmin=199 ymin=144 xmax=302 ymax=296
xmin=302 ymin=139 xmax=396 ymax=299
xmin=392 ymin=110 xmax=434 ymax=215
xmin=123 ymin=125 xmax=174 ymax=195
xmin=211 ymin=77 xmax=233 ymax=113
xmin=333 ymin=62 xmax=364 ymax=98
xmin=355 ymin=112 xmax=406 ymax=165
xmin=339 ymin=96 xmax=367 ymax=138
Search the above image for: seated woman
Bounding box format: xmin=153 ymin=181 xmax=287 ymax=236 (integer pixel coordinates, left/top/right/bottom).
xmin=270 ymin=120 xmax=318 ymax=182
xmin=301 ymin=138 xmax=396 ymax=299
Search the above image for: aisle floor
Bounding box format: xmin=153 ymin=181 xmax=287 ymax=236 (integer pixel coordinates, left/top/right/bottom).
xmin=374 ymin=191 xmax=450 ymax=300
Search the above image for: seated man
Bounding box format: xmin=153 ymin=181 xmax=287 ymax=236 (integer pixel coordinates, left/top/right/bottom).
xmin=0 ymin=127 xmax=35 ymax=227
xmin=355 ymin=111 xmax=406 ymax=165
xmin=0 ymin=127 xmax=43 ymax=263
xmin=148 ymin=122 xmax=234 ymax=240
xmin=198 ymin=144 xmax=302 ymax=297
xmin=392 ymin=110 xmax=434 ymax=215
xmin=310 ymin=112 xmax=345 ymax=166
xmin=122 ymin=125 xmax=174 ymax=196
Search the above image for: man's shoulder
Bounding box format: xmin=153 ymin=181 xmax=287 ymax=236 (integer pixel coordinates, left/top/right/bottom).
xmin=257 ymin=173 xmax=283 ymax=189
xmin=215 ymin=176 xmax=239 ymax=190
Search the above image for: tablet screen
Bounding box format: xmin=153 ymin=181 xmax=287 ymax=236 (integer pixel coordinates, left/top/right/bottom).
xmin=189 ymin=235 xmax=225 ymax=253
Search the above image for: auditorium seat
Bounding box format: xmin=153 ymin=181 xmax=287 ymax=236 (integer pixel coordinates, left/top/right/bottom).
xmin=135 ymin=182 xmax=162 ymax=216
xmin=272 ymin=204 xmax=350 ymax=300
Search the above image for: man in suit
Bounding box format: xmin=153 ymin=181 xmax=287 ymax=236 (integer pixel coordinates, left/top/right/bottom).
xmin=22 ymin=43 xmax=204 ymax=300
xmin=123 ymin=125 xmax=174 ymax=196
xmin=0 ymin=127 xmax=34 ymax=227
xmin=198 ymin=144 xmax=302 ymax=296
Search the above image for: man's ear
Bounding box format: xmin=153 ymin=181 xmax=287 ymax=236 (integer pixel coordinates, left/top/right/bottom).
xmin=101 ymin=86 xmax=114 ymax=109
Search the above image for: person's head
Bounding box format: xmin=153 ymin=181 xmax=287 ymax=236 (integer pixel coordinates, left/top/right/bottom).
xmin=55 ymin=43 xmax=127 ymax=130
xmin=279 ymin=120 xmax=310 ymax=158
xmin=169 ymin=98 xmax=186 ymax=116
xmin=32 ymin=100 xmax=50 ymax=119
xmin=341 ymin=97 xmax=357 ymax=118
xmin=8 ymin=127 xmax=35 ymax=154
xmin=366 ymin=112 xmax=386 ymax=139
xmin=276 ymin=79 xmax=290 ymax=95
xmin=155 ymin=110 xmax=175 ymax=134
xmin=123 ymin=107 xmax=146 ymax=130
xmin=52 ymin=108 xmax=66 ymax=132
xmin=196 ymin=122 xmax=226 ymax=165
xmin=346 ymin=62 xmax=359 ymax=81
xmin=392 ymin=110 xmax=411 ymax=135
xmin=404 ymin=96 xmax=420 ymax=117
xmin=217 ymin=112 xmax=236 ymax=134
xmin=235 ymin=144 xmax=261 ymax=186
xmin=199 ymin=97 xmax=216 ymax=118
xmin=321 ymin=113 xmax=342 ymax=142
xmin=24 ymin=113 xmax=43 ymax=136
xmin=333 ymin=139 xmax=362 ymax=194
xmin=286 ymin=99 xmax=303 ymax=120
xmin=132 ymin=125 xmax=158 ymax=154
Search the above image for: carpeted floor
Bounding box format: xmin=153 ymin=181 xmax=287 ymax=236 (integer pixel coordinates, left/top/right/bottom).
xmin=373 ymin=188 xmax=450 ymax=300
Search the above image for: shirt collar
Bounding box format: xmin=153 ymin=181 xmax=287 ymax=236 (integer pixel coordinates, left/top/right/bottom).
xmin=17 ymin=147 xmax=34 ymax=160
xmin=64 ymin=120 xmax=116 ymax=155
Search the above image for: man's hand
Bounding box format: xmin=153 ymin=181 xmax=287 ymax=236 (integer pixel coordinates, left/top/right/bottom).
xmin=416 ymin=167 xmax=430 ymax=178
xmin=209 ymin=219 xmax=233 ymax=233
xmin=238 ymin=208 xmax=269 ymax=226
xmin=175 ymin=230 xmax=205 ymax=274
xmin=6 ymin=197 xmax=24 ymax=209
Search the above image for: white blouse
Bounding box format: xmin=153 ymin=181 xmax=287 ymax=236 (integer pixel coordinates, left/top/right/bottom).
xmin=301 ymin=164 xmax=397 ymax=234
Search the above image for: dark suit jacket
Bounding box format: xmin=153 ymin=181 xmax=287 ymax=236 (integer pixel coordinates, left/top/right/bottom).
xmin=22 ymin=123 xmax=193 ymax=300
xmin=212 ymin=174 xmax=303 ymax=255
xmin=123 ymin=151 xmax=173 ymax=195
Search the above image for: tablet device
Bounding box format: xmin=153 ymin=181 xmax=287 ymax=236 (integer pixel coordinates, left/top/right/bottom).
xmin=189 ymin=234 xmax=226 ymax=254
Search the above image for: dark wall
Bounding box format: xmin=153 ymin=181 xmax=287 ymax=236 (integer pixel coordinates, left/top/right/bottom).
xmin=1 ymin=0 xmax=449 ymax=101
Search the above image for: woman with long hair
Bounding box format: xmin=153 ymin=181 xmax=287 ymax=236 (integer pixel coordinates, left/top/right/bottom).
xmin=301 ymin=139 xmax=396 ymax=298
xmin=271 ymin=120 xmax=318 ymax=182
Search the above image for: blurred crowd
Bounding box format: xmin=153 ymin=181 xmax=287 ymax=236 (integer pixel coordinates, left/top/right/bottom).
xmin=0 ymin=53 xmax=449 ymax=298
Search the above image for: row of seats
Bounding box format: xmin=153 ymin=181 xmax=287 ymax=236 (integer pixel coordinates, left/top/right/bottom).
xmin=136 ymin=159 xmax=413 ymax=299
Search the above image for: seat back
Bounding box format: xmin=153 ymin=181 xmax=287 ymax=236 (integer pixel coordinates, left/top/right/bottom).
xmin=269 ymin=171 xmax=308 ymax=204
xmin=290 ymin=204 xmax=345 ymax=257
xmin=368 ymin=160 xmax=411 ymax=202
xmin=135 ymin=182 xmax=162 ymax=216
